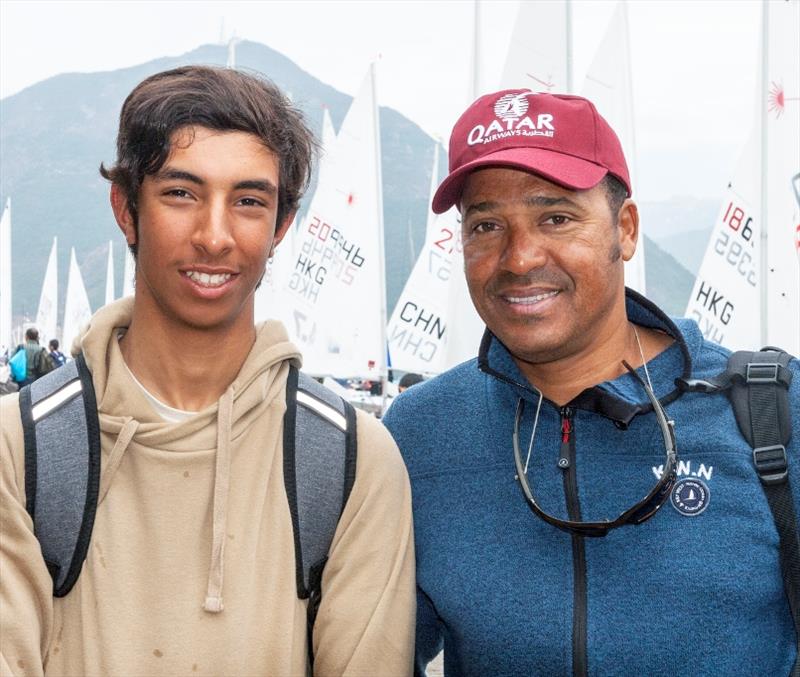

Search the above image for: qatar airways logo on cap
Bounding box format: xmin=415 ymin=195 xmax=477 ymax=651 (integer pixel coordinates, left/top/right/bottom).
xmin=494 ymin=92 xmax=530 ymax=120
xmin=467 ymin=92 xmax=555 ymax=146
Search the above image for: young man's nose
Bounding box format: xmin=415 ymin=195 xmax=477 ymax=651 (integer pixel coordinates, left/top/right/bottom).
xmin=191 ymin=200 xmax=235 ymax=256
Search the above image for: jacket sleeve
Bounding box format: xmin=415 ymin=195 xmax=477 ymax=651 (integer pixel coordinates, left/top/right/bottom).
xmin=312 ymin=410 xmax=416 ymax=676
xmin=0 ymin=395 xmax=53 ymax=677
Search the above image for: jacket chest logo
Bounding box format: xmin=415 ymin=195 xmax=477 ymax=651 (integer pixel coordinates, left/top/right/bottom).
xmin=652 ymin=460 xmax=713 ymax=517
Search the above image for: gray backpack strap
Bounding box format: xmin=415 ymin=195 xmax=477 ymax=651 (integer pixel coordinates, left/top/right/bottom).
xmin=19 ymin=353 xmax=100 ymax=597
xmin=283 ymin=365 xmax=357 ymax=663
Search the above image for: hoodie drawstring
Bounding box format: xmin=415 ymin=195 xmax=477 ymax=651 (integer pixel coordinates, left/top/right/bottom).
xmin=203 ymin=387 xmax=234 ymax=614
xmin=99 ymin=418 xmax=139 ymax=505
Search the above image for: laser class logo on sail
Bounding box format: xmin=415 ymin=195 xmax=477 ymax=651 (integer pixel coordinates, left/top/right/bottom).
xmin=467 ymin=92 xmax=555 ymax=146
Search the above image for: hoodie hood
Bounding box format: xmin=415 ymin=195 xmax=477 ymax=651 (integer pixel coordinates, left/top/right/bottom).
xmin=78 ymin=297 xmax=301 ymax=446
xmin=75 ymin=297 xmax=302 ymax=613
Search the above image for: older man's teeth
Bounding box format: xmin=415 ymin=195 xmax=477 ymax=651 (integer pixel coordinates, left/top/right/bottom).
xmin=506 ymin=290 xmax=559 ymax=304
xmin=185 ymin=271 xmax=232 ymax=287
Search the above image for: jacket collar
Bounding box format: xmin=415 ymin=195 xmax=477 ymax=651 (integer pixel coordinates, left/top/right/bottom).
xmin=477 ymin=288 xmax=697 ymax=427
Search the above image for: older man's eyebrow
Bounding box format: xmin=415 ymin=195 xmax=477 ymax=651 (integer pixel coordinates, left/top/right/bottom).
xmin=523 ymin=195 xmax=581 ymax=209
xmin=463 ymin=201 xmax=500 ymax=218
xmin=463 ymin=195 xmax=581 ymax=218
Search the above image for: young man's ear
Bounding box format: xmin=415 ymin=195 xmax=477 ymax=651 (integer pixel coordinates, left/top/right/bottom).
xmin=269 ymin=211 xmax=297 ymax=257
xmin=110 ymin=184 xmax=137 ymax=247
xmin=617 ymin=199 xmax=639 ymax=262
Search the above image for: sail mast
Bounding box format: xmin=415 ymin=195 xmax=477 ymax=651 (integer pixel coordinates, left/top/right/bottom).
xmin=471 ymin=0 xmax=481 ymax=99
xmin=0 ymin=199 xmax=11 ymax=351
xmin=758 ymin=0 xmax=769 ymax=347
xmin=370 ymin=60 xmax=389 ymax=400
xmin=36 ymin=236 xmax=58 ymax=345
xmin=62 ymin=248 xmax=92 ymax=356
xmin=566 ymin=0 xmax=573 ymax=92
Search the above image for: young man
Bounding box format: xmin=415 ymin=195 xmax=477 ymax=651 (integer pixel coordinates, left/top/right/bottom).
xmin=383 ymin=90 xmax=799 ymax=675
xmin=1 ymin=66 xmax=414 ymax=676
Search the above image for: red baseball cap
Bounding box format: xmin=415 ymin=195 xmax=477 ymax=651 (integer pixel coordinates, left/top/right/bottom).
xmin=432 ymin=90 xmax=631 ymax=214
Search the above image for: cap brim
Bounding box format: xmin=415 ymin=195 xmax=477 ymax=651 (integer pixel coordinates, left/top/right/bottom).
xmin=431 ymin=147 xmax=610 ymax=214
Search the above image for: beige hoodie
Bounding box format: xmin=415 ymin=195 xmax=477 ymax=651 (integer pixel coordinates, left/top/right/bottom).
xmin=0 ymin=299 xmax=415 ymax=676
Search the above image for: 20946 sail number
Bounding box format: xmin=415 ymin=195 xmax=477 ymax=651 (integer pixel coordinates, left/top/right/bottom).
xmin=713 ymin=201 xmax=756 ymax=287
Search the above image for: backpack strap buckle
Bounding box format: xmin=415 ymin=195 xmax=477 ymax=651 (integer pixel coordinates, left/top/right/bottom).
xmin=746 ymin=362 xmax=780 ymax=384
xmin=753 ymin=445 xmax=788 ymax=485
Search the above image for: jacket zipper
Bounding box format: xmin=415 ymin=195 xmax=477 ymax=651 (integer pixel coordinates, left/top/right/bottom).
xmin=560 ymin=407 xmax=588 ymax=677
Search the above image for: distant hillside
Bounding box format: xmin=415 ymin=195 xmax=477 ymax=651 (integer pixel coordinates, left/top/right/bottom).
xmin=0 ymin=41 xmax=436 ymax=323
xmin=640 ymin=196 xmax=719 ymax=241
xmin=654 ymin=227 xmax=713 ymax=276
xmin=1 ymin=42 xmax=703 ymax=333
xmin=644 ymin=235 xmax=695 ymax=317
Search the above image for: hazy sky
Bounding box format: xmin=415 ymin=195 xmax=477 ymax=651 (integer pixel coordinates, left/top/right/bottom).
xmin=1 ymin=0 xmax=763 ymax=202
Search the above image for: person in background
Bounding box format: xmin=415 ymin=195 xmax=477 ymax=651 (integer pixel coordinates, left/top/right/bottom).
xmin=398 ymin=372 xmax=424 ymax=393
xmin=13 ymin=327 xmax=53 ymax=387
xmin=48 ymin=338 xmax=67 ymax=368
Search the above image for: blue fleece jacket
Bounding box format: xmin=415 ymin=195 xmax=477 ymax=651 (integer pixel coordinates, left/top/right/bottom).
xmin=383 ymin=291 xmax=798 ymax=676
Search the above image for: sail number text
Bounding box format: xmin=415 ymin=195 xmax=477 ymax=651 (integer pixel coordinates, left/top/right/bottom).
xmin=427 ymin=226 xmax=462 ymax=281
xmin=713 ymin=201 xmax=756 ymax=287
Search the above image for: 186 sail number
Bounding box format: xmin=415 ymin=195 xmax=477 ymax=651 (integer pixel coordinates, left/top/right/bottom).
xmin=722 ymin=202 xmax=754 ymax=244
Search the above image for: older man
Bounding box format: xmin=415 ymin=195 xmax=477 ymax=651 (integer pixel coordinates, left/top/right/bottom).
xmin=383 ymin=90 xmax=799 ymax=676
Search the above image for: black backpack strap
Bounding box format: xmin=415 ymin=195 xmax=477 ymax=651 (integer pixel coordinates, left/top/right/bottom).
xmin=705 ymin=348 xmax=798 ymax=674
xmin=283 ymin=365 xmax=357 ymax=667
xmin=19 ymin=353 xmax=100 ymax=597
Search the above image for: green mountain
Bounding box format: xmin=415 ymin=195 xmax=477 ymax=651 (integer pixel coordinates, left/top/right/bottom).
xmin=644 ymin=235 xmax=695 ymax=316
xmin=0 ymin=41 xmax=435 ymax=323
xmin=654 ymin=227 xmax=713 ymax=276
xmin=0 ymin=40 xmax=697 ymax=330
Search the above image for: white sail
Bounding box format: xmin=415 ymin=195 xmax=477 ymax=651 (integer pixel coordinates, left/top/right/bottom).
xmin=226 ymin=36 xmax=240 ymax=69
xmin=687 ymin=0 xmax=799 ymax=353
xmin=498 ymin=0 xmax=571 ymax=93
xmin=104 ymin=240 xmax=115 ymax=305
xmin=388 ymin=207 xmax=484 ymax=374
xmin=62 ymin=248 xmax=92 ymax=357
xmin=387 ymin=213 xmax=453 ymax=374
xmin=254 ymin=109 xmax=336 ymax=326
xmin=35 ymin=237 xmax=58 ymax=345
xmin=253 ymin=222 xmax=296 ymax=324
xmin=388 ymin=149 xmax=484 ymax=374
xmin=279 ymin=66 xmax=386 ymax=378
xmin=424 ymin=144 xmax=442 ymax=241
xmin=581 ymin=0 xmax=645 ymax=294
xmin=762 ymin=0 xmax=800 ymax=352
xmin=122 ymin=246 xmax=135 ymax=297
xmin=442 ymin=214 xmax=485 ymax=369
xmin=686 ymin=134 xmax=761 ymax=348
xmin=318 ymin=106 xmax=337 ymax=190
xmin=0 ymin=198 xmax=11 ymax=352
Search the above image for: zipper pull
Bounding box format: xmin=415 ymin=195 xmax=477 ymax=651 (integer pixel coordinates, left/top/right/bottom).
xmin=558 ymin=408 xmax=572 ymax=470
